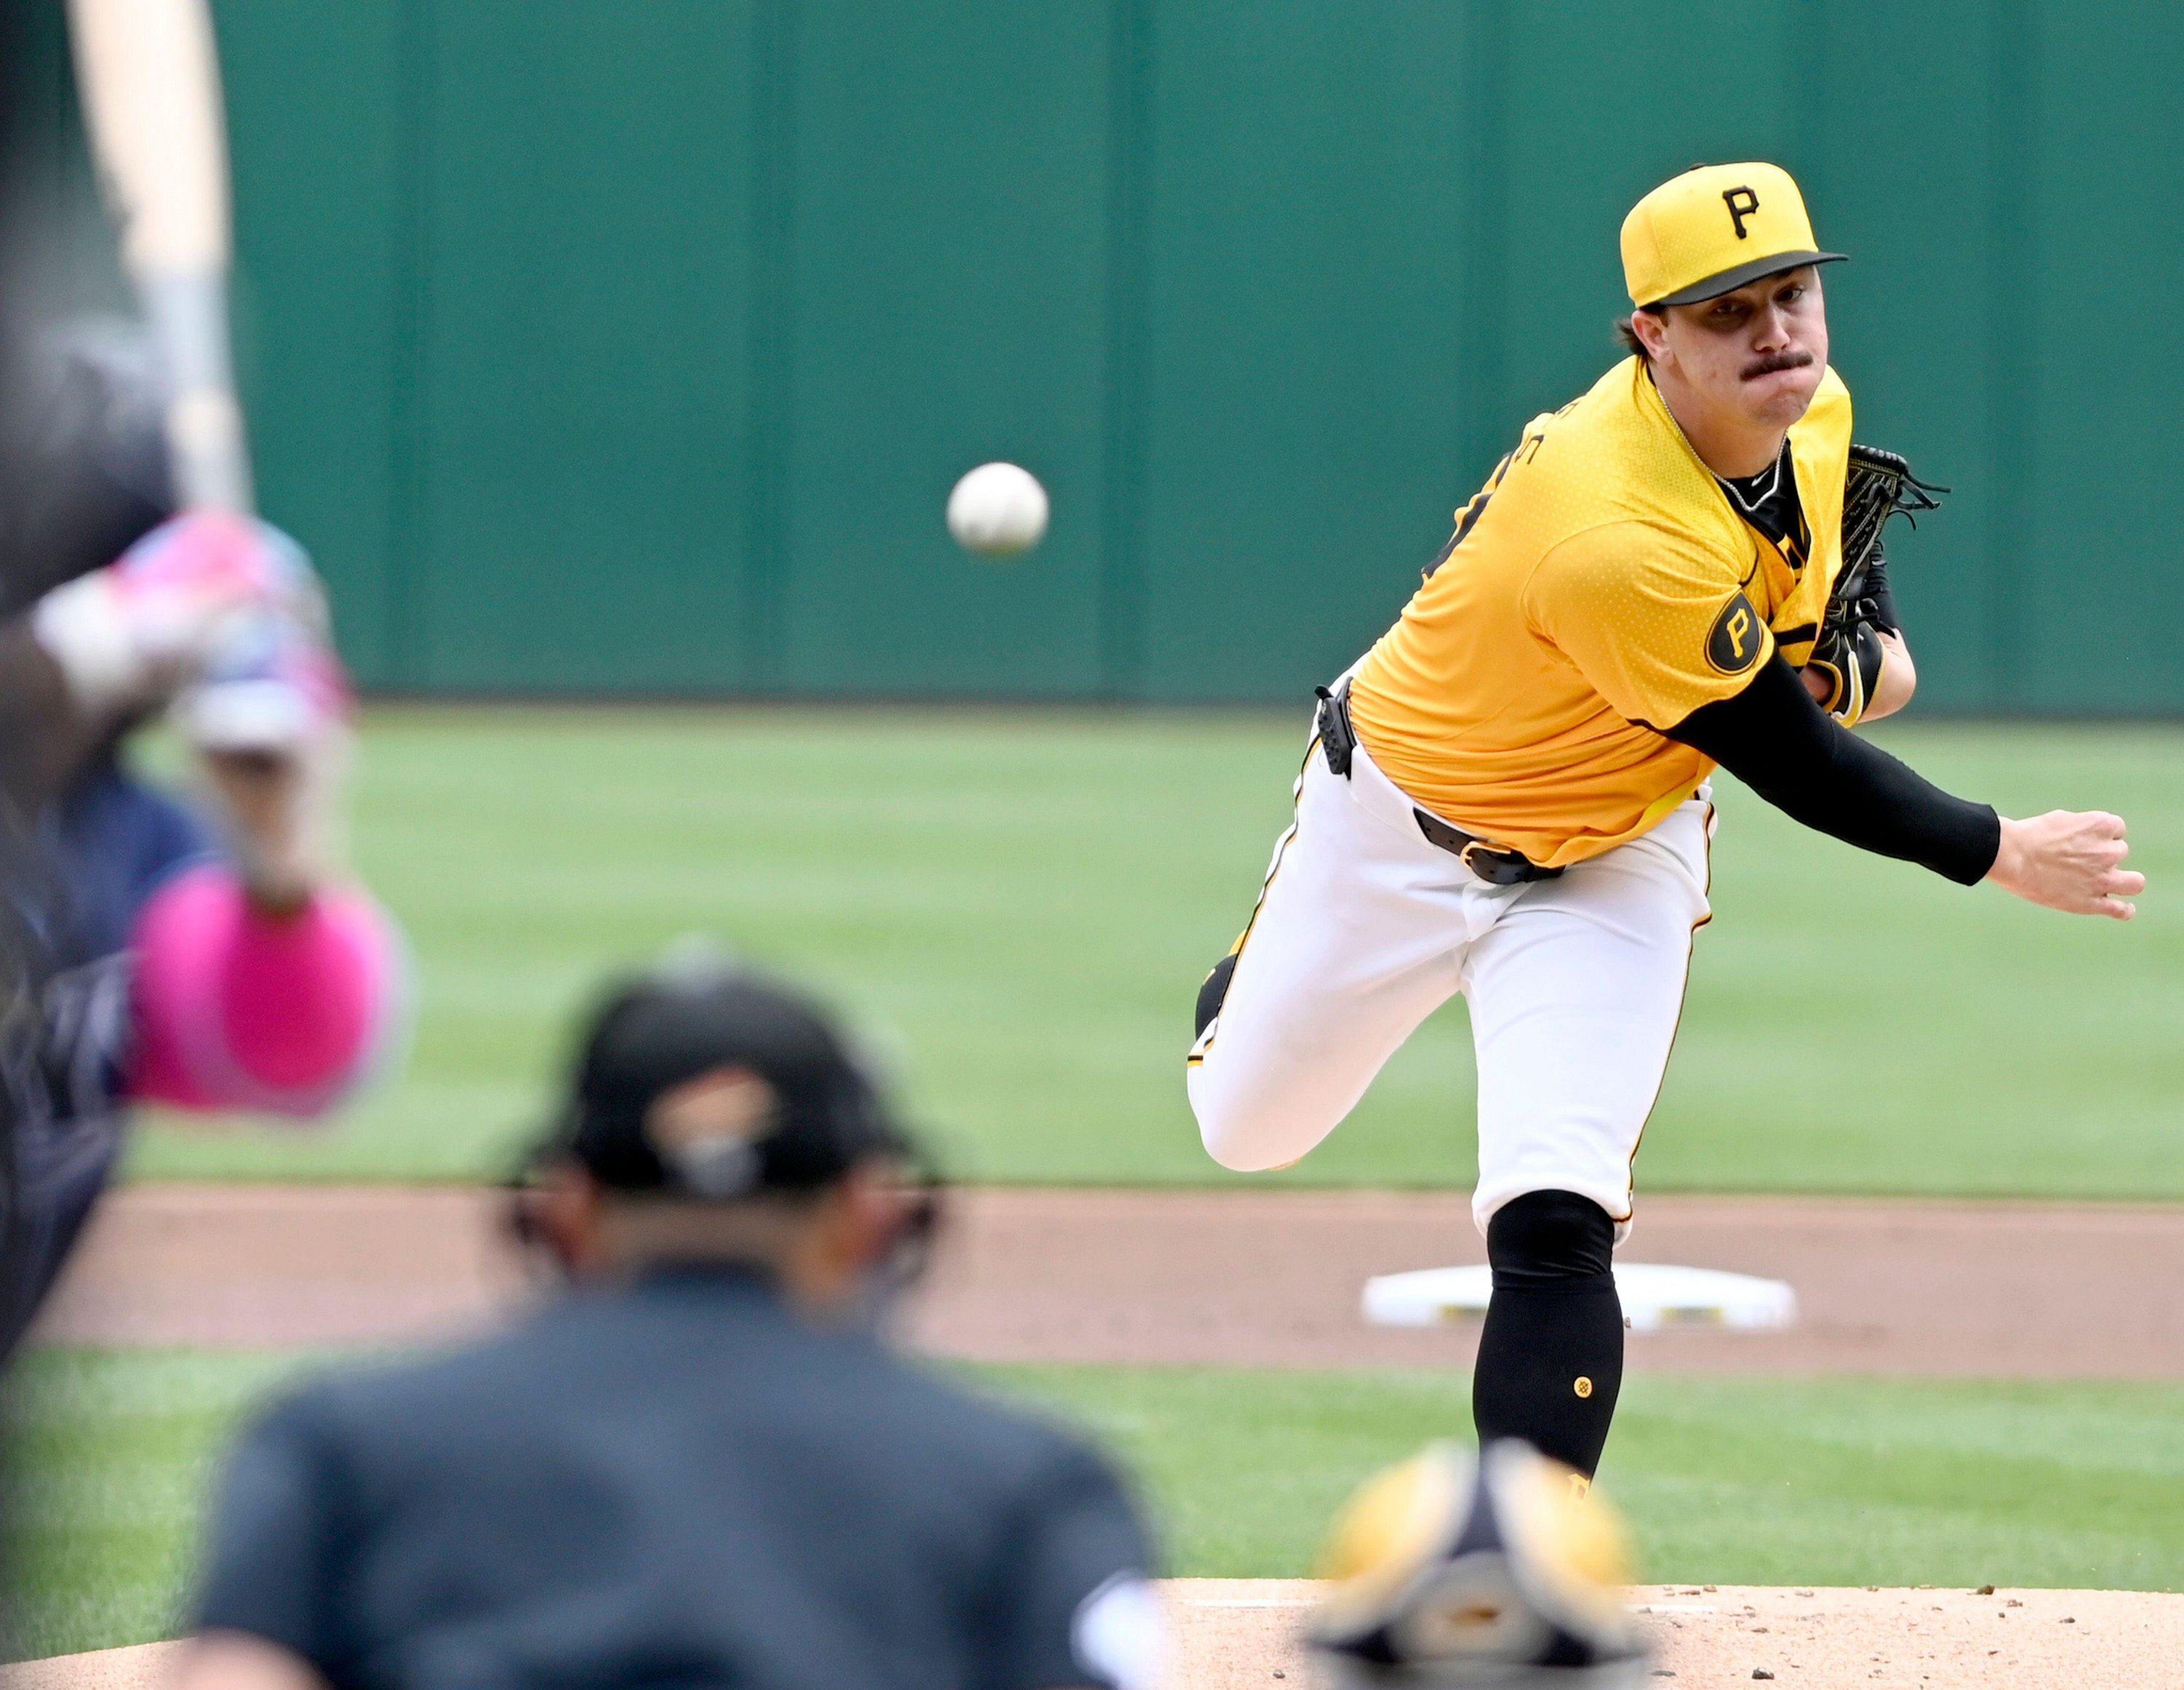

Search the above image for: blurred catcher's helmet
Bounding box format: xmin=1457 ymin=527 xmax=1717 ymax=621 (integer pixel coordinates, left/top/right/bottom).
xmin=1309 ymin=1441 xmax=1650 ymax=1689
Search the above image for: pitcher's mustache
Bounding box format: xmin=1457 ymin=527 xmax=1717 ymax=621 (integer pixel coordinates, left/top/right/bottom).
xmin=1741 ymin=349 xmax=1815 ymax=381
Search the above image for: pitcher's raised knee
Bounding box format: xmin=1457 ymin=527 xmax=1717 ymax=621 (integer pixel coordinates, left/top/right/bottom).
xmin=1189 ymin=1066 xmax=1334 ymax=1172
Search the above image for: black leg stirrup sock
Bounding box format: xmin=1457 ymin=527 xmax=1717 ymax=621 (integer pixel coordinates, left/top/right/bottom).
xmin=1471 ymin=1189 xmax=1624 ymax=1477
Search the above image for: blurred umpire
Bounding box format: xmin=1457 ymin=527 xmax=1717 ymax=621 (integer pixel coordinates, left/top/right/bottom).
xmin=181 ymin=956 xmax=1165 ymax=1690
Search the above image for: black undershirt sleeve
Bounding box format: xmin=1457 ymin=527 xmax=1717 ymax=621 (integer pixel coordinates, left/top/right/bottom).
xmin=1665 ymin=656 xmax=2001 ymax=886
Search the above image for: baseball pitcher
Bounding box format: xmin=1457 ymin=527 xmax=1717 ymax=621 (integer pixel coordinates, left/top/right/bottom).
xmin=1188 ymin=164 xmax=2142 ymax=1481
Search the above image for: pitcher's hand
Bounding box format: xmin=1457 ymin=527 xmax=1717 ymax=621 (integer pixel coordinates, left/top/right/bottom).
xmin=1987 ymin=810 xmax=2143 ymax=919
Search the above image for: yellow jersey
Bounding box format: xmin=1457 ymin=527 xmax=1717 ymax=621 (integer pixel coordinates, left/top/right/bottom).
xmin=1347 ymin=357 xmax=1853 ymax=868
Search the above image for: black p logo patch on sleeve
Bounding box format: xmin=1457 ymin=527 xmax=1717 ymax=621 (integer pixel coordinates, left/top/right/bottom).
xmin=1706 ymin=592 xmax=1764 ymax=673
xmin=1722 ymin=186 xmax=1760 ymax=239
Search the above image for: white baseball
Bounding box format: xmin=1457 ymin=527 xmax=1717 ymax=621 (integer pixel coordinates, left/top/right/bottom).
xmin=946 ymin=461 xmax=1049 ymax=557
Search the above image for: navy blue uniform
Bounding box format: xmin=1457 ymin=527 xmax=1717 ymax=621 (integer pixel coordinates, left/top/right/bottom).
xmin=0 ymin=759 xmax=210 ymax=1353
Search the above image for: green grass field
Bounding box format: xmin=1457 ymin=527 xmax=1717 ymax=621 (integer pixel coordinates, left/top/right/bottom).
xmin=127 ymin=707 xmax=2184 ymax=1197
xmin=13 ymin=1349 xmax=2183 ymax=1659
xmin=49 ymin=712 xmax=2176 ymax=1663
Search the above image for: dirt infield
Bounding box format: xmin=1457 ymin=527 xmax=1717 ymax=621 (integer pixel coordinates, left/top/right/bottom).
xmin=1166 ymin=1580 xmax=2184 ymax=1689
xmin=23 ymin=1186 xmax=2184 ymax=1687
xmin=33 ymin=1183 xmax=2184 ymax=1375
xmin=9 ymin=1582 xmax=2182 ymax=1689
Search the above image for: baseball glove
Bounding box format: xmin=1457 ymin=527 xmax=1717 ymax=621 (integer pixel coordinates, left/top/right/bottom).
xmin=1805 ymin=444 xmax=1944 ymax=726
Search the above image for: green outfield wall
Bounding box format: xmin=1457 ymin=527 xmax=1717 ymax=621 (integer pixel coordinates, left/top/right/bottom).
xmin=198 ymin=1 xmax=2178 ymax=707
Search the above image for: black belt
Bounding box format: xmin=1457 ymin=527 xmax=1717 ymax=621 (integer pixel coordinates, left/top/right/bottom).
xmin=1313 ymin=682 xmax=1563 ymax=887
xmin=1409 ymin=809 xmax=1562 ymax=885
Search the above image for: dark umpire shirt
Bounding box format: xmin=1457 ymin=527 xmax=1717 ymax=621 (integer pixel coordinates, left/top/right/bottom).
xmin=195 ymin=1266 xmax=1156 ymax=1690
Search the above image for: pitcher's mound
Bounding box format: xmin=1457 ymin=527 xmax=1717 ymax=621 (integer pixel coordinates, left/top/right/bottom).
xmin=1169 ymin=1579 xmax=2184 ymax=1689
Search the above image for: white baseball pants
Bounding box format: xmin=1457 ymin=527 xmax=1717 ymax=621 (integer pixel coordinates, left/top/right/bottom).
xmin=1187 ymin=726 xmax=1714 ymax=1235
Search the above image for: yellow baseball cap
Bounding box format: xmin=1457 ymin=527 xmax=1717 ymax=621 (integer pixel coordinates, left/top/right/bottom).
xmin=1621 ymin=162 xmax=1845 ymax=308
